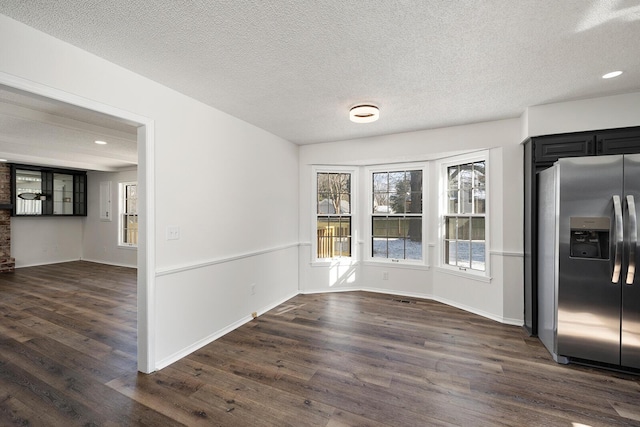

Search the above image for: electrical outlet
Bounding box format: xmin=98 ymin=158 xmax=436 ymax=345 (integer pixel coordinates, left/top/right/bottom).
xmin=383 ymin=271 xmax=389 ymax=280
xmin=167 ymin=226 xmax=180 ymax=240
xmin=251 ymin=283 xmax=256 ymax=295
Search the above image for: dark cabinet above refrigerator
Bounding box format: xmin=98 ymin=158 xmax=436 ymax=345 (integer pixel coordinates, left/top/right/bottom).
xmin=533 ymin=133 xmax=595 ymax=165
xmin=523 ymin=126 xmax=640 ymax=337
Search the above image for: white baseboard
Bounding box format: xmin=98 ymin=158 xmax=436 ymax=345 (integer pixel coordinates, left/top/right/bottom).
xmin=305 ymin=286 xmax=524 ymax=327
xmin=80 ymin=258 xmax=137 ymax=269
xmin=15 ymin=258 xmax=82 ymax=269
xmin=154 ymin=290 xmax=300 ymax=371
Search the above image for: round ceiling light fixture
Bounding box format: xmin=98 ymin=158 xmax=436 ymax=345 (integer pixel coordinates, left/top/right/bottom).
xmin=350 ymin=104 xmax=379 ymax=123
xmin=602 ymin=71 xmax=623 ymax=79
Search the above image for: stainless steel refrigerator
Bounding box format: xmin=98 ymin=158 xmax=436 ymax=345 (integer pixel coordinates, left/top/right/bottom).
xmin=538 ymin=154 xmax=640 ymax=369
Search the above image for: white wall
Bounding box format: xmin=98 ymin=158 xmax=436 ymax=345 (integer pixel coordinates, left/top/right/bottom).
xmin=523 ymin=92 xmax=640 ymax=140
xmin=11 ymin=217 xmax=83 ymax=267
xmin=0 ymin=14 xmax=300 ymax=371
xmin=82 ymin=169 xmax=137 ymax=268
xmin=299 ymin=119 xmax=525 ymax=325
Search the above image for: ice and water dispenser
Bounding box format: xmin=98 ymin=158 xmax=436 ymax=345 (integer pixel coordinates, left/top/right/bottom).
xmin=569 ymin=217 xmax=610 ymax=259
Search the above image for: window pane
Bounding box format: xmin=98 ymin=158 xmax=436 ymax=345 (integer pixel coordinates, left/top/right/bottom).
xmin=445 ymin=240 xmax=456 ymax=266
xmin=410 ymin=191 xmax=422 ymax=214
xmin=445 ymin=217 xmax=456 ymax=239
xmin=373 ymin=192 xmax=390 ymax=213
xmin=341 ymin=217 xmax=351 ymax=240
xmin=407 ymin=217 xmax=422 ymax=242
xmin=460 ymin=188 xmax=473 ymax=214
xmin=447 ymin=190 xmax=458 ymax=214
xmin=123 ymin=214 xmax=138 ymax=244
xmin=460 ymin=163 xmax=473 ymax=190
xmin=386 ymin=217 xmax=402 ymax=238
xmin=406 ymin=218 xmax=422 ymax=260
xmin=388 ymin=239 xmax=405 ymax=260
xmin=317 ymin=217 xmax=351 ymax=258
xmin=473 ymin=188 xmax=486 ymax=214
xmin=471 ymin=242 xmax=485 ymax=271
xmin=471 ymin=217 xmax=485 ymax=240
xmin=373 ymin=217 xmax=389 ymax=238
xmin=389 ymin=191 xmax=404 ymax=213
xmin=474 ymin=161 xmax=485 ymax=188
xmin=342 ymin=174 xmax=351 ymax=192
xmin=125 ymin=184 xmax=138 ymax=214
xmin=373 ymin=238 xmax=388 ymax=258
xmin=456 ymin=241 xmax=471 ymax=268
xmin=389 ymin=171 xmax=405 ymax=189
xmin=336 ymin=237 xmax=352 ymax=257
xmin=457 ymin=217 xmax=470 ymax=240
xmin=318 ymin=193 xmax=330 ymax=213
xmin=373 ymin=172 xmax=389 ymax=192
xmin=447 ymin=166 xmax=459 ymax=190
xmin=406 ymin=241 xmax=422 ymax=260
xmin=339 ymin=193 xmax=351 ymax=214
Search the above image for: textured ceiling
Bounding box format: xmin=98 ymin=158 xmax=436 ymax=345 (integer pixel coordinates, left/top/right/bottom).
xmin=0 ymin=0 xmax=639 ymax=151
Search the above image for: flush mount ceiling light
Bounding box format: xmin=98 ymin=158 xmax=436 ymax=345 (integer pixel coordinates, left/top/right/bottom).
xmin=602 ymin=71 xmax=623 ymax=79
xmin=350 ymin=104 xmax=379 ymax=123
xmin=95 ymin=140 xmax=108 ymax=145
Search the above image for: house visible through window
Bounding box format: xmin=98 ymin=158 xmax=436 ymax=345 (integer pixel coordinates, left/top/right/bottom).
xmin=444 ymin=159 xmax=486 ymax=271
xmin=120 ymin=182 xmax=138 ymax=247
xmin=317 ymin=172 xmax=351 ymax=258
xmin=371 ymin=169 xmax=423 ymax=261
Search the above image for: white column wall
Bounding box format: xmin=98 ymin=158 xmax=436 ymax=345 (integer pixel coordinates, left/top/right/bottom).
xmin=0 ymin=15 xmax=299 ymax=370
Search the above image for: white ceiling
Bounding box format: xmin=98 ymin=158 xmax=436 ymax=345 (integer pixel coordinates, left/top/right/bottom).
xmin=0 ymin=85 xmax=138 ymax=171
xmin=0 ymin=1 xmax=639 ymax=168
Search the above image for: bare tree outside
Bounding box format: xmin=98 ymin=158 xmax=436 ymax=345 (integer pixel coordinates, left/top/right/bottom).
xmin=317 ymin=173 xmax=350 ymax=214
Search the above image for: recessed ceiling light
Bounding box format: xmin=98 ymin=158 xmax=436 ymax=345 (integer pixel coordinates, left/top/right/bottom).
xmin=350 ymin=104 xmax=379 ymax=123
xmin=0 ymin=159 xmax=7 ymax=162
xmin=602 ymin=71 xmax=623 ymax=79
xmin=95 ymin=140 xmax=108 ymax=145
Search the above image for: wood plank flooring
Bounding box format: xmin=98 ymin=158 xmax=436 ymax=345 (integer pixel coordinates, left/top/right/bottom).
xmin=1 ymin=261 xmax=639 ymax=426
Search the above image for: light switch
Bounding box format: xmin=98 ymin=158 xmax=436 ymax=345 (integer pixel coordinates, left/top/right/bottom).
xmin=167 ymin=226 xmax=180 ymax=240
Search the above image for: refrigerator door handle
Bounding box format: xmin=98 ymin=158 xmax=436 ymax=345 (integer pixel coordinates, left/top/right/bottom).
xmin=626 ymin=195 xmax=637 ymax=285
xmin=613 ymin=195 xmax=623 ymax=284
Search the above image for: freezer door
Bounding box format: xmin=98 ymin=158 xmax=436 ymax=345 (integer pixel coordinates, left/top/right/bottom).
xmin=622 ymin=154 xmax=640 ymax=369
xmin=556 ymin=155 xmax=623 ymax=365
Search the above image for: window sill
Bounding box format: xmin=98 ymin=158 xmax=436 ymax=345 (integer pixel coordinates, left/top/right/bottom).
xmin=362 ymin=260 xmax=430 ymax=271
xmin=311 ymin=259 xmax=358 ymax=267
xmin=434 ymin=266 xmax=491 ymax=283
xmin=118 ymin=244 xmax=138 ymax=251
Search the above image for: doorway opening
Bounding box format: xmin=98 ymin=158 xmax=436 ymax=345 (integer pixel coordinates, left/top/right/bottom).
xmin=0 ymin=73 xmax=155 ymax=372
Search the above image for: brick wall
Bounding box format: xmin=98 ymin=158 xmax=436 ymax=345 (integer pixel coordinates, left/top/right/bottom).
xmin=0 ymin=163 xmax=15 ymax=272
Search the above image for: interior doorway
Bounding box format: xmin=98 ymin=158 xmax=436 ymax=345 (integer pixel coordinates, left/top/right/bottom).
xmin=0 ymin=72 xmax=155 ymax=372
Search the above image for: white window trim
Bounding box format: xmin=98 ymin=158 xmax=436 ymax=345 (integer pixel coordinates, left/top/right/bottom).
xmin=364 ymin=162 xmax=428 ymax=266
xmin=436 ymin=151 xmax=490 ymax=279
xmin=311 ymin=166 xmax=357 ymax=264
xmin=118 ymin=181 xmax=138 ymax=249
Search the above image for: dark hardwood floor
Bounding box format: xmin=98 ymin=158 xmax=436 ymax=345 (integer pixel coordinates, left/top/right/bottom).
xmin=1 ymin=262 xmax=639 ymax=426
